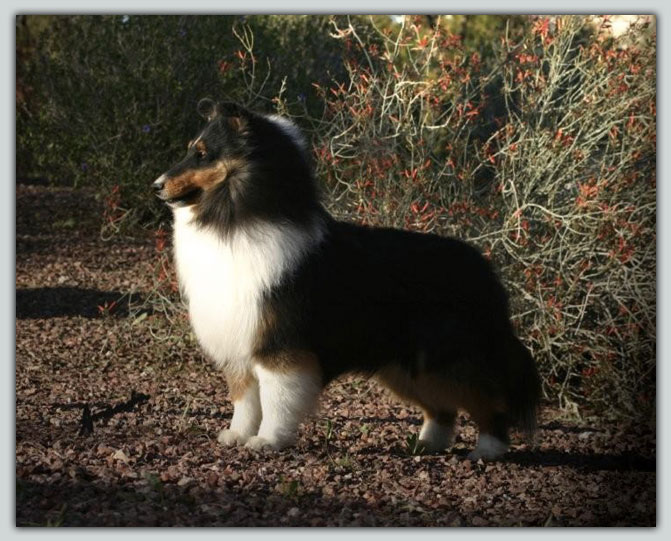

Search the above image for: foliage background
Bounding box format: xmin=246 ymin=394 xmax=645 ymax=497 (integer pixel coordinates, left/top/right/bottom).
xmin=16 ymin=14 xmax=656 ymax=423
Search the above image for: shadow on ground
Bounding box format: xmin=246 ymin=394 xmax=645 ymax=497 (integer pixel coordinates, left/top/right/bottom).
xmin=14 ymin=476 xmax=463 ymax=527
xmin=501 ymin=449 xmax=656 ymax=473
xmin=16 ymin=287 xmax=144 ymax=319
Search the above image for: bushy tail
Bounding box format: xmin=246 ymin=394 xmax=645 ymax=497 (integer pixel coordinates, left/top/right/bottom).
xmin=506 ymin=335 xmax=541 ymax=435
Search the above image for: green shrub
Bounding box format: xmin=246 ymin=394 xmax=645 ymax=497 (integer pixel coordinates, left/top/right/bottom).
xmin=485 ymin=17 xmax=656 ymax=420
xmin=309 ymin=15 xmax=655 ymax=420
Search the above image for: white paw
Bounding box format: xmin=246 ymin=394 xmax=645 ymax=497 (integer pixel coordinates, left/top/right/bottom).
xmin=217 ymin=429 xmax=250 ymax=447
xmin=244 ymin=435 xmax=275 ymax=451
xmin=418 ymin=438 xmax=450 ymax=453
xmin=244 ymin=435 xmax=291 ymax=451
xmin=418 ymin=419 xmax=455 ymax=453
xmin=467 ymin=434 xmax=509 ymax=460
xmin=467 ymin=449 xmax=492 ymax=461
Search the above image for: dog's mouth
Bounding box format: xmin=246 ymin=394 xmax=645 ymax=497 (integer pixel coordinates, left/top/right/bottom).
xmin=158 ymin=187 xmax=203 ymax=207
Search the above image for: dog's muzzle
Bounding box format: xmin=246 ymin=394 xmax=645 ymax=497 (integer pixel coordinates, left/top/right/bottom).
xmin=152 ymin=175 xmax=167 ymax=198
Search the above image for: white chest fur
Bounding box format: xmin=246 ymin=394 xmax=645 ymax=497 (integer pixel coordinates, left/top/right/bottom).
xmin=172 ymin=207 xmax=321 ymax=375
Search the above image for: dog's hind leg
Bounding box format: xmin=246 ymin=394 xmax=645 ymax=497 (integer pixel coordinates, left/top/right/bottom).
xmin=418 ymin=409 xmax=457 ymax=452
xmin=467 ymin=409 xmax=510 ymax=460
xmin=376 ymin=366 xmax=457 ymax=453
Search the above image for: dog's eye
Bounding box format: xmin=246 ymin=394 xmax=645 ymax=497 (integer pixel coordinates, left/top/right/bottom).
xmin=196 ymin=149 xmax=207 ymax=160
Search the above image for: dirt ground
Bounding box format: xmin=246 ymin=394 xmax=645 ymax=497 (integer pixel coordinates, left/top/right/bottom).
xmin=15 ymin=182 xmax=656 ymax=527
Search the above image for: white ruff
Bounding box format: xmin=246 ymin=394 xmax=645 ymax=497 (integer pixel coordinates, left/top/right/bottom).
xmin=266 ymin=115 xmax=307 ymax=151
xmin=172 ymin=206 xmax=322 ymax=376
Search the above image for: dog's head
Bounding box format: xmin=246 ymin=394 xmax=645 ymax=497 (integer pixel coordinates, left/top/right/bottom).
xmin=152 ymin=99 xmax=318 ymax=232
xmin=152 ymin=99 xmax=252 ymax=207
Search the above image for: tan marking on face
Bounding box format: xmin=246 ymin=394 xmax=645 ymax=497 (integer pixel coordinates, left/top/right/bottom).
xmin=195 ymin=140 xmax=207 ymax=154
xmin=187 ymin=134 xmax=203 ymax=149
xmin=162 ymin=158 xmax=245 ymax=201
xmin=228 ymin=116 xmax=245 ymax=132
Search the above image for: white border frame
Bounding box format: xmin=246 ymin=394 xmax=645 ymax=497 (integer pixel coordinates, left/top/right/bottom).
xmin=6 ymin=2 xmax=666 ymax=539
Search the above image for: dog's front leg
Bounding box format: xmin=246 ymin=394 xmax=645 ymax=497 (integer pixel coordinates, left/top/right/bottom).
xmin=218 ymin=372 xmax=261 ymax=446
xmin=245 ymin=356 xmax=322 ymax=451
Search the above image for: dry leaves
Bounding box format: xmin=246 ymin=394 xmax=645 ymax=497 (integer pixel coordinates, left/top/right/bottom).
xmin=16 ymin=185 xmax=656 ymax=526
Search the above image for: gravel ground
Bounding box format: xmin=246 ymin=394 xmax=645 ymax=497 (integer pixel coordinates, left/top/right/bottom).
xmin=15 ymin=183 xmax=656 ymax=527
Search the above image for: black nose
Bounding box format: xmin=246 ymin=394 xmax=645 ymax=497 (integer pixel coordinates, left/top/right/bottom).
xmin=152 ymin=176 xmax=165 ymax=193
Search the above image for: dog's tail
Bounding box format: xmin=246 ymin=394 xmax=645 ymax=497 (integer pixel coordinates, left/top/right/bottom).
xmin=505 ymin=335 xmax=541 ymax=436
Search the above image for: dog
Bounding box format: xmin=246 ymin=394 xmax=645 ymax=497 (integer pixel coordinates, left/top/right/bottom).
xmin=152 ymin=99 xmax=541 ymax=460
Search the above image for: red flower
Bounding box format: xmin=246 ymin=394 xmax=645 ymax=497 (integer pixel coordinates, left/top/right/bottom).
xmin=533 ymin=18 xmax=550 ymax=39
xmin=218 ymin=60 xmax=232 ymax=74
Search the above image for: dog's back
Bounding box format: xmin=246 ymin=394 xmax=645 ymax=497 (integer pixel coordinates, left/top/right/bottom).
xmin=263 ymin=220 xmax=515 ymax=379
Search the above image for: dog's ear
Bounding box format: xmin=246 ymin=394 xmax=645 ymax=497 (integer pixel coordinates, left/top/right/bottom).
xmin=197 ymin=98 xmax=219 ymax=121
xmin=219 ymin=102 xmax=251 ymax=132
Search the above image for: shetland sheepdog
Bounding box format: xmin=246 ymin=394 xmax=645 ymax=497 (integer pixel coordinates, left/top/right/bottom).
xmin=152 ymin=99 xmax=541 ymax=460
